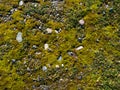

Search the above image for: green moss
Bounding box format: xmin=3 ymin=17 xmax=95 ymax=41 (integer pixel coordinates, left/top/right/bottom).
xmin=0 ymin=0 xmax=120 ymax=90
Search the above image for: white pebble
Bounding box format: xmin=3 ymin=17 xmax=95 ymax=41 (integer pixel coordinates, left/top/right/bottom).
xmin=44 ymin=43 xmax=49 ymax=50
xmin=23 ymin=61 xmax=26 ymax=64
xmin=16 ymin=32 xmax=22 ymax=42
xmin=35 ymin=52 xmax=41 ymax=55
xmin=34 ymin=4 xmax=37 ymax=7
xmin=15 ymin=8 xmax=18 ymax=11
xmin=79 ymin=19 xmax=85 ymax=25
xmin=42 ymin=66 xmax=47 ymax=71
xmin=58 ymin=55 xmax=62 ymax=61
xmin=59 ymin=78 xmax=63 ymax=81
xmin=39 ymin=26 xmax=41 ymax=29
xmin=46 ymin=28 xmax=53 ymax=34
xmin=27 ymin=67 xmax=30 ymax=71
xmin=56 ymin=65 xmax=60 ymax=68
xmin=19 ymin=0 xmax=24 ymax=6
xmin=61 ymin=64 xmax=64 ymax=67
xmin=33 ymin=45 xmax=37 ymax=48
xmin=75 ymin=46 xmax=83 ymax=51
xmin=80 ymin=3 xmax=83 ymax=5
xmin=105 ymin=5 xmax=109 ymax=8
xmin=55 ymin=30 xmax=59 ymax=33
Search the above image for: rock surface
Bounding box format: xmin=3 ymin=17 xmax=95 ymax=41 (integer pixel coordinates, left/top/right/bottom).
xmin=19 ymin=0 xmax=24 ymax=6
xmin=44 ymin=43 xmax=49 ymax=50
xmin=16 ymin=32 xmax=22 ymax=42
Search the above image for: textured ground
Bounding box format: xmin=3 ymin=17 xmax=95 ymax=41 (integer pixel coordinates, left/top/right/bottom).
xmin=0 ymin=0 xmax=120 ymax=90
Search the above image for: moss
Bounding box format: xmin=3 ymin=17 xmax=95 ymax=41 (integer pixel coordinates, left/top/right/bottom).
xmin=0 ymin=0 xmax=120 ymax=90
xmin=0 ymin=60 xmax=25 ymax=90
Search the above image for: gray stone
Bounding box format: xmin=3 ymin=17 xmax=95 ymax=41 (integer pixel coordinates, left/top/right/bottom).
xmin=19 ymin=0 xmax=24 ymax=6
xmin=79 ymin=19 xmax=85 ymax=25
xmin=12 ymin=59 xmax=16 ymax=64
xmin=46 ymin=28 xmax=53 ymax=34
xmin=16 ymin=32 xmax=22 ymax=42
xmin=67 ymin=51 xmax=78 ymax=58
xmin=44 ymin=43 xmax=49 ymax=50
xmin=78 ymin=37 xmax=83 ymax=43
xmin=77 ymin=75 xmax=82 ymax=80
xmin=27 ymin=67 xmax=31 ymax=72
xmin=57 ymin=55 xmax=62 ymax=61
xmin=32 ymin=45 xmax=37 ymax=49
xmin=55 ymin=65 xmax=60 ymax=68
xmin=42 ymin=66 xmax=47 ymax=71
xmin=75 ymin=46 xmax=83 ymax=51
xmin=39 ymin=85 xmax=49 ymax=90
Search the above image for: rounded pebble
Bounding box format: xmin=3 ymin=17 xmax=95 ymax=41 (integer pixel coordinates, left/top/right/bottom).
xmin=44 ymin=43 xmax=49 ymax=50
xmin=46 ymin=28 xmax=53 ymax=34
xmin=56 ymin=65 xmax=60 ymax=68
xmin=75 ymin=46 xmax=83 ymax=51
xmin=79 ymin=19 xmax=85 ymax=25
xmin=42 ymin=66 xmax=47 ymax=71
xmin=16 ymin=32 xmax=22 ymax=42
xmin=61 ymin=64 xmax=64 ymax=67
xmin=19 ymin=0 xmax=24 ymax=6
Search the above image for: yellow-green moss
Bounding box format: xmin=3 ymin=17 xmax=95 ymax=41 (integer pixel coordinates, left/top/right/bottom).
xmin=0 ymin=0 xmax=120 ymax=90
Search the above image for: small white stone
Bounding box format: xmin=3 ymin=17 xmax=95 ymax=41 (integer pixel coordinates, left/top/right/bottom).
xmin=19 ymin=0 xmax=24 ymax=6
xmin=46 ymin=28 xmax=53 ymax=34
xmin=105 ymin=5 xmax=109 ymax=8
xmin=61 ymin=64 xmax=64 ymax=67
xmin=11 ymin=59 xmax=16 ymax=63
xmin=42 ymin=66 xmax=47 ymax=71
xmin=16 ymin=32 xmax=22 ymax=42
xmin=34 ymin=4 xmax=37 ymax=7
xmin=11 ymin=8 xmax=18 ymax=13
xmin=55 ymin=30 xmax=59 ymax=33
xmin=60 ymin=78 xmax=63 ymax=81
xmin=33 ymin=45 xmax=37 ymax=48
xmin=44 ymin=43 xmax=49 ymax=50
xmin=27 ymin=67 xmax=30 ymax=71
xmin=55 ymin=28 xmax=61 ymax=33
xmin=15 ymin=8 xmax=18 ymax=11
xmin=39 ymin=26 xmax=41 ymax=29
xmin=56 ymin=14 xmax=59 ymax=16
xmin=56 ymin=65 xmax=60 ymax=68
xmin=75 ymin=46 xmax=83 ymax=51
xmin=10 ymin=9 xmax=14 ymax=13
xmin=80 ymin=2 xmax=83 ymax=5
xmin=35 ymin=52 xmax=41 ymax=55
xmin=23 ymin=61 xmax=26 ymax=64
xmin=24 ymin=19 xmax=26 ymax=22
xmin=58 ymin=55 xmax=62 ymax=61
xmin=79 ymin=19 xmax=85 ymax=25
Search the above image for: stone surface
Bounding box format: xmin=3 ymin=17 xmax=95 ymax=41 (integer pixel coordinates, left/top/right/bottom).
xmin=75 ymin=46 xmax=83 ymax=51
xmin=32 ymin=45 xmax=37 ymax=49
xmin=79 ymin=19 xmax=85 ymax=25
xmin=19 ymin=0 xmax=24 ymax=6
xmin=16 ymin=32 xmax=22 ymax=42
xmin=57 ymin=55 xmax=62 ymax=61
xmin=35 ymin=52 xmax=41 ymax=55
xmin=11 ymin=59 xmax=16 ymax=64
xmin=42 ymin=66 xmax=47 ymax=71
xmin=61 ymin=64 xmax=64 ymax=67
xmin=55 ymin=65 xmax=60 ymax=68
xmin=78 ymin=37 xmax=83 ymax=43
xmin=44 ymin=43 xmax=49 ymax=50
xmin=46 ymin=28 xmax=53 ymax=34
